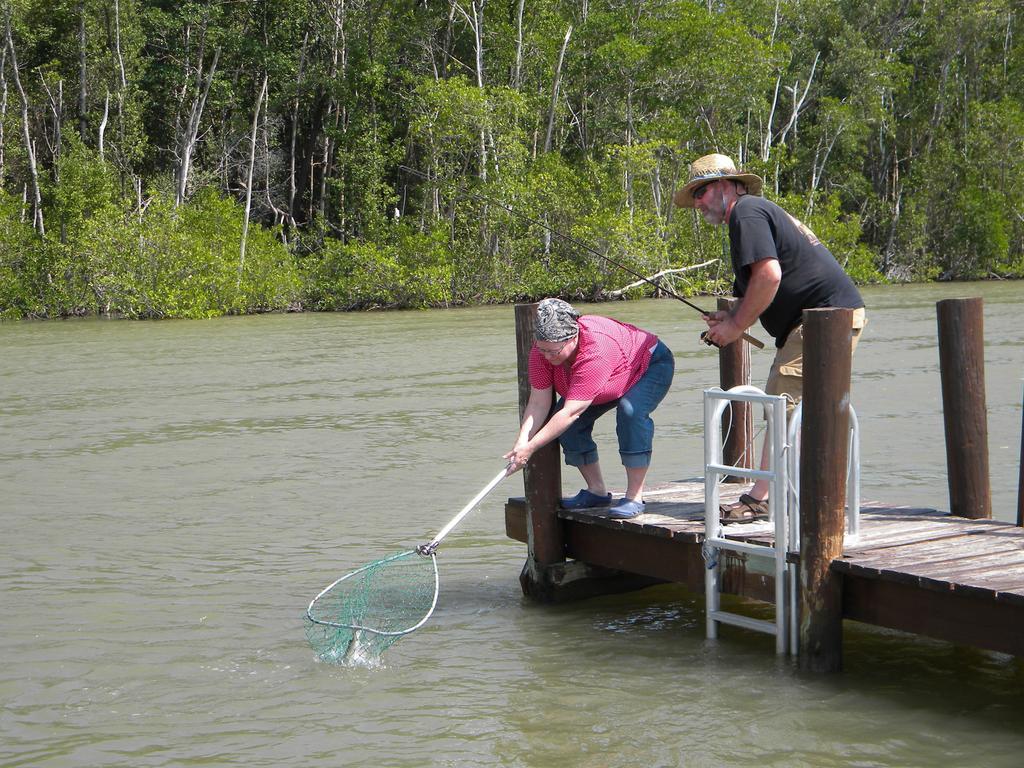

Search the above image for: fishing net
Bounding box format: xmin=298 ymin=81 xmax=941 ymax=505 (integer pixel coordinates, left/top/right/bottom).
xmin=305 ymin=549 xmax=439 ymax=666
xmin=303 ymin=462 xmax=509 ymax=667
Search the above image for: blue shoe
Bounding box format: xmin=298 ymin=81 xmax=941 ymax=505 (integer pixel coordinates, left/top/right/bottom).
xmin=607 ymin=498 xmax=645 ymax=519
xmin=560 ymin=489 xmax=613 ymax=510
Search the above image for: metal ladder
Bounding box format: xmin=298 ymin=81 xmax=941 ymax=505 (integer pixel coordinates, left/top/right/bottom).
xmin=703 ymin=385 xmax=793 ymax=655
xmin=703 ymin=387 xmax=863 ymax=656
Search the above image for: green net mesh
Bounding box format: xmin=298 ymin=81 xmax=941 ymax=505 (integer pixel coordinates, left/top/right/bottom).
xmin=305 ymin=549 xmax=439 ymax=666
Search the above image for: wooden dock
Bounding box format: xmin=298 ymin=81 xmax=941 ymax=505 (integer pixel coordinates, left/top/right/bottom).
xmin=507 ymin=299 xmax=1023 ymax=667
xmin=504 ymin=481 xmax=1024 ymax=657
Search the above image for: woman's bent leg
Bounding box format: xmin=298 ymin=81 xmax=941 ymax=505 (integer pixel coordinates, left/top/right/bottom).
xmin=615 ymin=342 xmax=675 ymax=481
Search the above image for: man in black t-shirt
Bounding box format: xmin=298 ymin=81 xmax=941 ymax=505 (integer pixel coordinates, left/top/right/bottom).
xmin=674 ymin=153 xmax=866 ymax=522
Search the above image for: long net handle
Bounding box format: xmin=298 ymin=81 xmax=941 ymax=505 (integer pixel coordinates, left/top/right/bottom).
xmin=419 ymin=465 xmax=510 ymax=555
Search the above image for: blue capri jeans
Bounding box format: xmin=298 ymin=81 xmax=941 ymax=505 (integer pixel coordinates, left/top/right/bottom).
xmin=557 ymin=341 xmax=675 ymax=469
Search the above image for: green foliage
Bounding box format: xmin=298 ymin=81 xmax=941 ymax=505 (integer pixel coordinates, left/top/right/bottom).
xmin=45 ymin=136 xmax=123 ymax=311
xmin=903 ymin=94 xmax=1024 ymax=280
xmin=1 ymin=0 xmax=1022 ymax=319
xmin=0 ymin=193 xmax=48 ymax=319
xmin=408 ymin=76 xmax=531 ymax=181
xmin=302 ymin=225 xmax=452 ymax=310
xmin=948 ymin=185 xmax=1010 ymax=278
xmin=81 ymin=189 xmax=299 ymax=319
xmin=776 ymin=192 xmax=883 ymax=284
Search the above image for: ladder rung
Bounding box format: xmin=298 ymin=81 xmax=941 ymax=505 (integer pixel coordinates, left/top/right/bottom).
xmin=706 ymin=464 xmax=776 ymax=481
xmin=709 ymin=610 xmax=778 ymax=635
xmin=706 ymin=537 xmax=778 ymax=559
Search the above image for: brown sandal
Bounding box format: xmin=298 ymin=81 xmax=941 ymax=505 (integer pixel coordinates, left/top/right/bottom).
xmin=719 ymin=493 xmax=769 ymax=523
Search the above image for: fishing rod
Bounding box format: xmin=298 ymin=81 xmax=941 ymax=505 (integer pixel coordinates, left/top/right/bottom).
xmin=397 ymin=165 xmax=764 ymax=350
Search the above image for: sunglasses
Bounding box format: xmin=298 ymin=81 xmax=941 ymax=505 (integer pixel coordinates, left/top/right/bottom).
xmin=692 ymin=182 xmax=714 ymax=201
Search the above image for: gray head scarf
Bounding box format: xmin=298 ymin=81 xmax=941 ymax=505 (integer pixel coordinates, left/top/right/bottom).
xmin=534 ymin=298 xmax=580 ymax=342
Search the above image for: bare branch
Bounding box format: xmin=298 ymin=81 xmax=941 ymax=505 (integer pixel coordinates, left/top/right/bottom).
xmin=604 ymin=262 xmax=718 ymax=298
xmin=777 ymin=51 xmax=820 ymax=148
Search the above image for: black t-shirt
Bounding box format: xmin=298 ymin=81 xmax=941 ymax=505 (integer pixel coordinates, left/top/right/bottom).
xmin=728 ymin=195 xmax=863 ymax=347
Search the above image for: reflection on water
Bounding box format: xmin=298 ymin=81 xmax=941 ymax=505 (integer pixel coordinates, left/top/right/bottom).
xmin=1 ymin=282 xmax=1022 ymax=767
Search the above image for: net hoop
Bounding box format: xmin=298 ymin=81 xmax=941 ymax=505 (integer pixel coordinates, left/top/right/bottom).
xmin=305 ymin=549 xmax=440 ymax=637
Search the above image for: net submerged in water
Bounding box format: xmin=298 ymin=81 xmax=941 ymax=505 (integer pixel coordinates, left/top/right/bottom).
xmin=305 ymin=549 xmax=439 ymax=666
xmin=304 ymin=466 xmax=509 ymax=666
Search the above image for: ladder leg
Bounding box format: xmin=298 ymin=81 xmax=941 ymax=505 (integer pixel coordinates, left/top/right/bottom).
xmin=706 ymin=558 xmax=720 ymax=640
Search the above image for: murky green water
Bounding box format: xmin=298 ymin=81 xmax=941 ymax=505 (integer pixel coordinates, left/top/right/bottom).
xmin=2 ymin=283 xmax=1022 ymax=767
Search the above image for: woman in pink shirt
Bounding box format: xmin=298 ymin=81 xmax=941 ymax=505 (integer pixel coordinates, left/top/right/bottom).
xmin=505 ymin=299 xmax=674 ymax=519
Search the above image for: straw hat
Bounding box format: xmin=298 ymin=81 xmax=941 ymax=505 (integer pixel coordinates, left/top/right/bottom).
xmin=673 ymin=153 xmax=764 ymax=208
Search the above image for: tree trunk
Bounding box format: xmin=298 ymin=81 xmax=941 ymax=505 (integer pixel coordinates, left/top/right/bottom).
xmin=762 ymin=73 xmax=782 ymax=160
xmin=287 ymin=30 xmax=309 ymax=231
xmin=77 ymin=0 xmax=88 ymax=141
xmin=176 ymin=42 xmax=220 ymax=206
xmin=41 ymin=77 xmax=64 ymax=180
xmin=318 ymin=0 xmax=345 ymax=231
xmin=452 ymin=1 xmax=489 ymax=179
xmin=0 ymin=44 xmax=7 ymax=186
xmin=807 ymin=124 xmax=845 ymax=218
xmin=544 ymin=25 xmax=572 ymax=153
xmin=441 ymin=3 xmax=456 ymax=80
xmin=98 ymin=89 xmax=109 ymax=160
xmin=473 ymin=1 xmax=488 ymax=179
xmin=337 ymin=0 xmax=348 ymax=238
xmin=5 ymin=15 xmax=44 ymax=235
xmin=112 ymin=0 xmax=128 ymax=185
xmin=240 ymin=74 xmax=269 ymax=289
xmin=512 ymin=0 xmax=525 ymax=88
xmin=625 ymin=86 xmax=634 ymax=220
xmin=112 ymin=0 xmax=127 ymax=89
xmin=261 ymin=88 xmax=287 ymax=237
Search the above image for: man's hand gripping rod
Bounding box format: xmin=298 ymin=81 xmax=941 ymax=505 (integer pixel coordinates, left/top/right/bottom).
xmin=398 ymin=166 xmax=764 ymax=350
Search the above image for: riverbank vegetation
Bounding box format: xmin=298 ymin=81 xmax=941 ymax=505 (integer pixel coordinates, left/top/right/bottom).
xmin=0 ymin=0 xmax=1021 ymax=319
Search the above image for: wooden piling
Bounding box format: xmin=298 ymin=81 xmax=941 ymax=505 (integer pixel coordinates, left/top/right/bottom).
xmin=1018 ymin=384 xmax=1023 ymax=528
xmin=936 ymin=298 xmax=991 ymax=520
xmin=514 ymin=304 xmax=564 ymax=576
xmin=717 ymin=297 xmax=753 ymax=481
xmin=798 ymin=308 xmax=852 ymax=673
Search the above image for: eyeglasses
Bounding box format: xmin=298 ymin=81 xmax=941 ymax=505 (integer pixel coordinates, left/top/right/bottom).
xmin=536 ymin=338 xmax=573 ymax=357
xmin=692 ymin=182 xmax=713 ymax=202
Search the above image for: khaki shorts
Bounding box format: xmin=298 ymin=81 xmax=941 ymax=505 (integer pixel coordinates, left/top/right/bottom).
xmin=765 ymin=307 xmax=866 ymax=411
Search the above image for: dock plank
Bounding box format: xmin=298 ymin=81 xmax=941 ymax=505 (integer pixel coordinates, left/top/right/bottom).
xmin=908 ymin=550 xmax=1024 ymax=585
xmin=841 ymin=533 xmax=1024 ymax=571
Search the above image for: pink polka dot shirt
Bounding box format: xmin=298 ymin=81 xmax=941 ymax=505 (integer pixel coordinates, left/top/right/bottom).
xmin=528 ymin=316 xmax=659 ymax=404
